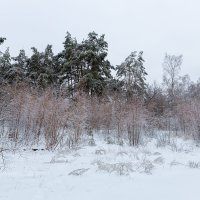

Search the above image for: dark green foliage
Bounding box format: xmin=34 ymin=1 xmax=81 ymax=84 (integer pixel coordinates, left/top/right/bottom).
xmin=0 ymin=33 xmax=147 ymax=98
xmin=27 ymin=45 xmax=56 ymax=87
xmin=78 ymin=32 xmax=113 ymax=95
xmin=106 ymin=78 xmax=124 ymax=93
xmin=0 ymin=48 xmax=11 ymax=82
xmin=58 ymin=32 xmax=113 ymax=96
xmin=27 ymin=47 xmax=41 ymax=83
xmin=58 ymin=32 xmax=79 ymax=96
xmin=0 ymin=38 xmax=6 ymax=46
xmin=5 ymin=50 xmax=28 ymax=84
xmin=116 ymin=51 xmax=147 ymax=99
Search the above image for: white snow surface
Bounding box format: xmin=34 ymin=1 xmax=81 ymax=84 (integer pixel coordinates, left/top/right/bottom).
xmin=1 ymin=137 xmax=200 ymax=200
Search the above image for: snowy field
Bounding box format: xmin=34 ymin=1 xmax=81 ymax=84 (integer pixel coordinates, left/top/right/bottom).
xmin=1 ymin=137 xmax=200 ymax=200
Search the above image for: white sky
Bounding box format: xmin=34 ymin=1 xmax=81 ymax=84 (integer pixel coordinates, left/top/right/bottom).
xmin=1 ymin=0 xmax=200 ymax=83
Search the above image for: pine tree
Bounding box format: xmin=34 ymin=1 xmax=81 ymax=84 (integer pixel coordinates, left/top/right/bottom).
xmin=27 ymin=47 xmax=41 ymax=84
xmin=12 ymin=49 xmax=27 ymax=70
xmin=58 ymin=32 xmax=113 ymax=96
xmin=38 ymin=44 xmax=56 ymax=87
xmin=4 ymin=49 xmax=27 ymax=84
xmin=79 ymin=32 xmax=113 ymax=95
xmin=27 ymin=46 xmax=56 ymax=87
xmin=58 ymin=32 xmax=79 ymax=96
xmin=0 ymin=48 xmax=11 ymax=82
xmin=116 ymin=51 xmax=147 ymax=99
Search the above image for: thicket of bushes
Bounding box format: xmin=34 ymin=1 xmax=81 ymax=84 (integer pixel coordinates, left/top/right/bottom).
xmin=0 ymin=82 xmax=200 ymax=150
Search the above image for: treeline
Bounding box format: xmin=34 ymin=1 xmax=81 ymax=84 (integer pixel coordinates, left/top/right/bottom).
xmin=0 ymin=33 xmax=146 ymax=97
xmin=1 ymin=33 xmax=200 ymax=150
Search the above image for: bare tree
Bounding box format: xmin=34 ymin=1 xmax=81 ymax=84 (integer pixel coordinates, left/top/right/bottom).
xmin=162 ymin=54 xmax=183 ymax=105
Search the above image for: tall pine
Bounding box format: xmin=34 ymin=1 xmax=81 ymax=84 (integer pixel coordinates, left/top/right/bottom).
xmin=116 ymin=51 xmax=147 ymax=99
xmin=79 ymin=32 xmax=113 ymax=95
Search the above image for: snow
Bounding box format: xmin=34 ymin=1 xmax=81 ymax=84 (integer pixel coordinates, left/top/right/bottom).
xmin=1 ymin=138 xmax=200 ymax=200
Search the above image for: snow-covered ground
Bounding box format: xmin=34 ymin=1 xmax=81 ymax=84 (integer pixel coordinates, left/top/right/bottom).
xmin=1 ymin=137 xmax=200 ymax=200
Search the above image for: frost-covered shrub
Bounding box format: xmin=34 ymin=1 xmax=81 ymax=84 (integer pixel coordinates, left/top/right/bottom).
xmin=156 ymin=131 xmax=170 ymax=148
xmin=117 ymin=139 xmax=124 ymax=146
xmin=113 ymin=163 xmax=134 ymax=175
xmin=106 ymin=136 xmax=115 ymax=144
xmin=135 ymin=159 xmax=154 ymax=174
xmin=95 ymin=149 xmax=106 ymax=155
xmin=88 ymin=136 xmax=96 ymax=146
xmin=170 ymin=160 xmax=184 ymax=167
xmin=96 ymin=161 xmax=133 ymax=175
xmin=68 ymin=168 xmax=89 ymax=176
xmin=188 ymin=161 xmax=200 ymax=169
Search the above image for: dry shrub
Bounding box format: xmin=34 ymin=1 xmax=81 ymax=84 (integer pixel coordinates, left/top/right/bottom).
xmin=96 ymin=161 xmax=133 ymax=175
xmin=176 ymin=98 xmax=200 ymax=140
xmin=0 ymin=85 xmax=149 ymax=149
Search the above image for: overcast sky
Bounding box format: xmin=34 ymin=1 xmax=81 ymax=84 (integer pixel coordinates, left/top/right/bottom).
xmin=1 ymin=0 xmax=200 ymax=83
